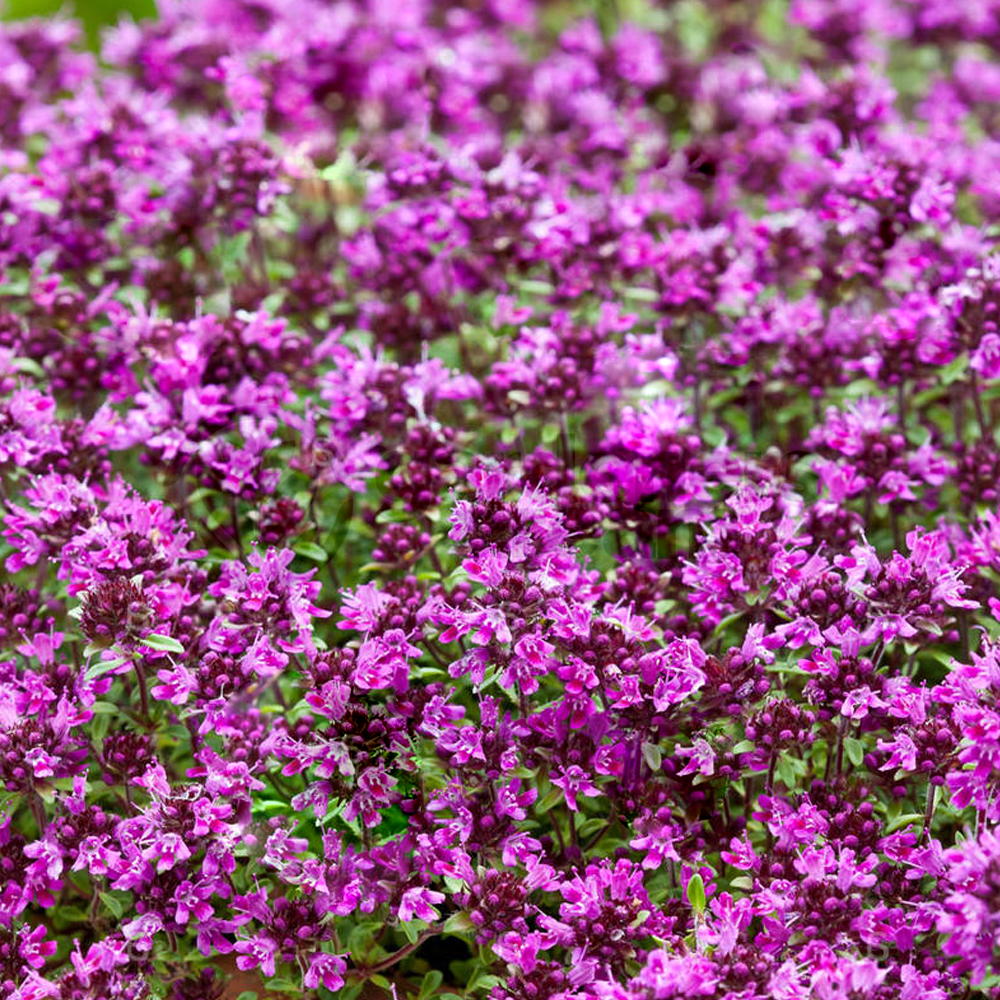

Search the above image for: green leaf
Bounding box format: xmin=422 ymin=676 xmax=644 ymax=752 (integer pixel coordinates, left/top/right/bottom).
xmin=711 ymin=610 xmax=746 ymax=636
xmin=140 ymin=634 xmax=184 ymax=654
xmin=401 ymin=918 xmax=424 ymax=944
xmin=519 ymin=279 xmax=554 ymax=295
xmin=346 ymin=922 xmax=378 ymax=954
xmin=375 ymin=803 xmax=409 ymax=837
xmin=885 ymin=812 xmax=925 ymax=835
xmin=912 ymin=617 xmax=942 ymax=637
xmin=535 ymin=787 xmax=563 ymax=814
xmin=577 ymin=816 xmax=609 ymax=838
xmin=185 ymin=487 xmax=218 ymax=507
xmin=641 ymin=742 xmax=663 ymax=772
xmin=767 ymin=661 xmax=811 ymax=677
xmin=236 ymin=993 xmax=258 ymax=1000
xmin=263 ymin=978 xmax=301 ymax=993
xmin=11 ymin=356 xmax=45 ymax=378
xmin=319 ymin=151 xmax=358 ymax=184
xmin=443 ymin=911 xmax=474 ymax=935
xmin=540 ymin=423 xmax=561 ymax=445
xmin=775 ymin=754 xmax=799 ymax=790
xmin=293 ymin=541 xmax=328 ymax=563
xmin=375 ymin=507 xmax=413 ymax=524
xmin=252 ymin=799 xmax=293 ymax=815
xmin=359 ymin=562 xmax=394 ymax=574
xmin=731 ymin=740 xmax=755 ymax=755
xmin=329 ymin=985 xmax=363 ymax=1000
xmin=810 ymin=740 xmax=829 ymax=774
xmin=443 ymin=874 xmax=467 ymax=893
xmin=622 ymin=285 xmax=658 ymax=302
xmin=52 ymin=905 xmax=89 ymax=925
xmin=420 ymin=971 xmax=444 ymax=1000
xmin=99 ymin=891 xmax=128 ymax=920
xmin=685 ymin=873 xmax=706 ymax=915
xmin=85 ymin=657 xmax=126 ymax=681
xmin=844 ymin=737 xmax=864 ymax=768
xmin=469 ymin=974 xmax=502 ymax=990
xmin=940 ymin=353 xmax=969 ymax=385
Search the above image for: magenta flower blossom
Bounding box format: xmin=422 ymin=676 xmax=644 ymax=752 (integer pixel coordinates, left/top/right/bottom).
xmin=549 ymin=765 xmax=601 ymax=812
xmin=932 ymin=828 xmax=1000 ymax=984
xmin=398 ymin=886 xmax=446 ymax=923
xmin=303 ymin=951 xmax=348 ymax=990
xmin=3 ymin=1 xmax=1000 ymax=996
xmin=234 ymin=933 xmax=278 ymax=977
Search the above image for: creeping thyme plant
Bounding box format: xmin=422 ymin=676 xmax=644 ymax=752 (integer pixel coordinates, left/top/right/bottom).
xmin=8 ymin=0 xmax=1000 ymax=997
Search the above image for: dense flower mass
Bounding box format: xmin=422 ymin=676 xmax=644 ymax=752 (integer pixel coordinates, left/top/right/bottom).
xmin=6 ymin=0 xmax=1000 ymax=996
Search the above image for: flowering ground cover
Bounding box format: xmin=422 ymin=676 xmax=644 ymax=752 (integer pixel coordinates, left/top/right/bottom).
xmin=7 ymin=0 xmax=1000 ymax=997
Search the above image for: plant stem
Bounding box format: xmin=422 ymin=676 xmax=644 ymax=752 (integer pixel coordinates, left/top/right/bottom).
xmin=134 ymin=658 xmax=150 ymax=720
xmin=229 ymin=495 xmax=245 ymax=558
xmin=923 ymin=783 xmax=936 ymax=842
xmin=968 ymin=369 xmax=991 ymax=441
xmin=351 ymin=927 xmax=439 ymax=979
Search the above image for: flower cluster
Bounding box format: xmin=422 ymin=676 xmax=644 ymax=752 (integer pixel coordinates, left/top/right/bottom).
xmin=4 ymin=0 xmax=1000 ymax=998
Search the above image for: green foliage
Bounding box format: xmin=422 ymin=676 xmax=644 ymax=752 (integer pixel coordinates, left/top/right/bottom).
xmin=2 ymin=0 xmax=156 ymax=45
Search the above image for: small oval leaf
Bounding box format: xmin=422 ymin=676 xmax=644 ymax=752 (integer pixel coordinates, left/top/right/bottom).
xmin=140 ymin=634 xmax=185 ymax=654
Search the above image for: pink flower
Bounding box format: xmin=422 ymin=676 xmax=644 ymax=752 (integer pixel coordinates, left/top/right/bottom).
xmin=676 ymin=739 xmax=716 ymax=778
xmin=19 ymin=925 xmax=56 ymax=970
xmin=235 ymin=934 xmax=278 ymax=978
xmin=304 ymin=952 xmax=348 ymax=991
xmin=550 ymin=764 xmax=601 ymax=811
xmin=840 ymin=685 xmax=885 ymax=721
xmin=398 ymin=886 xmax=445 ymax=922
xmin=909 ymin=176 xmax=954 ymax=226
xmin=971 ymin=333 xmax=1000 ymax=380
xmin=351 ymin=629 xmax=421 ymax=692
xmin=463 ymin=547 xmax=509 ymax=586
xmin=122 ymin=913 xmax=163 ymax=952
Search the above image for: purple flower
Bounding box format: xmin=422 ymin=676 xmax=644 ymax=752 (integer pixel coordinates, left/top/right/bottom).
xmin=351 ymin=629 xmax=421 ymax=693
xmin=303 ymin=951 xmax=348 ymax=990
xmin=549 ymin=765 xmax=600 ymax=811
xmin=398 ymin=886 xmax=445 ymax=923
xmin=234 ymin=933 xmax=278 ymax=978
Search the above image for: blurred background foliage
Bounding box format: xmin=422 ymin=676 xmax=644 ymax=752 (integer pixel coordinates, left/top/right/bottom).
xmin=0 ymin=0 xmax=933 ymax=112
xmin=2 ymin=0 xmax=156 ymax=44
xmin=0 ymin=0 xmax=783 ymax=53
